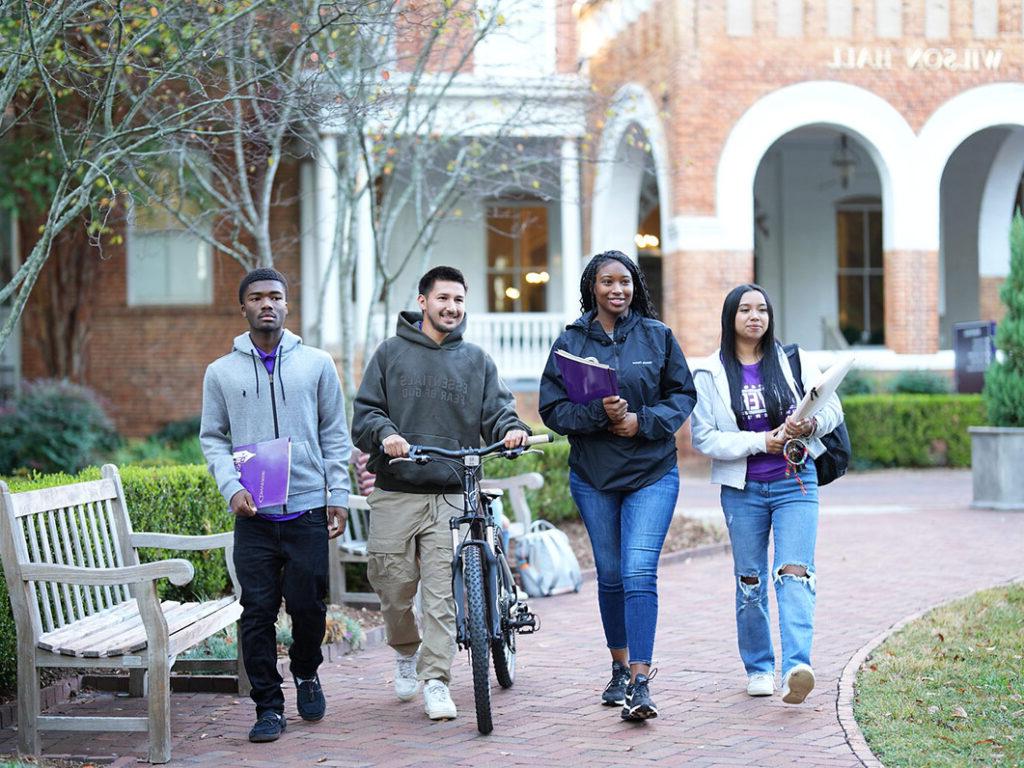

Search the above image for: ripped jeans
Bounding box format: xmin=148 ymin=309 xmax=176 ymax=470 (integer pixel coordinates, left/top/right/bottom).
xmin=721 ymin=465 xmax=818 ymax=678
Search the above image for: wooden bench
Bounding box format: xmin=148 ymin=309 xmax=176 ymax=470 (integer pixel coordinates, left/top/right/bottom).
xmin=0 ymin=465 xmax=245 ymax=764
xmin=328 ymin=472 xmax=544 ymax=607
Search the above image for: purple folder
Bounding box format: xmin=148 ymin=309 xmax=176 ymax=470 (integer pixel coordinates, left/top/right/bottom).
xmin=554 ymin=349 xmax=619 ymax=404
xmin=232 ymin=437 xmax=291 ymax=508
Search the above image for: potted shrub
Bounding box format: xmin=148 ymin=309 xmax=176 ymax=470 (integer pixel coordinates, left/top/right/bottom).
xmin=970 ymin=212 xmax=1024 ymax=510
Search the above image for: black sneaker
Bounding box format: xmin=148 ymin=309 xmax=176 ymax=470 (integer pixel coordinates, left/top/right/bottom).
xmin=295 ymin=674 xmax=326 ymax=722
xmin=601 ymin=660 xmax=631 ymax=706
xmin=249 ymin=711 xmax=287 ymax=743
xmin=621 ymin=670 xmax=659 ymax=721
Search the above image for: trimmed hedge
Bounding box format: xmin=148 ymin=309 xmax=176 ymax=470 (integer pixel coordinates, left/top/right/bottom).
xmin=842 ymin=394 xmax=986 ymax=468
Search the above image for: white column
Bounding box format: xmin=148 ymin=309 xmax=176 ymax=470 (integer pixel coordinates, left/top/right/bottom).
xmin=315 ymin=133 xmax=341 ymax=352
xmin=355 ymin=167 xmax=375 ymax=345
xmin=560 ymin=138 xmax=583 ymax=321
xmin=299 ymin=160 xmax=319 ymax=344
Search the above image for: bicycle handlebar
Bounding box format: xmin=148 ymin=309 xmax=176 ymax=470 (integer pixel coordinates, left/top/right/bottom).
xmin=385 ymin=433 xmax=553 ymax=464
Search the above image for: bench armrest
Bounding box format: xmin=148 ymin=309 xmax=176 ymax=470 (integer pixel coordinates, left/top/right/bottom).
xmin=20 ymin=559 xmax=195 ymax=587
xmin=130 ymin=531 xmax=233 ymax=552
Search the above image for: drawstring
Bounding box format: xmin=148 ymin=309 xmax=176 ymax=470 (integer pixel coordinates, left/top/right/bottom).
xmin=249 ymin=351 xmax=260 ymax=398
xmin=277 ymin=345 xmax=286 ymax=404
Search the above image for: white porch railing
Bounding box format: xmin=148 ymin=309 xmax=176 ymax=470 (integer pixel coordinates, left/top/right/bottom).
xmin=464 ymin=312 xmax=568 ymax=381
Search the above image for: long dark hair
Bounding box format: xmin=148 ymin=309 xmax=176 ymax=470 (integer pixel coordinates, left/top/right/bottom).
xmin=579 ymin=250 xmax=658 ymax=319
xmin=720 ymin=283 xmax=794 ymax=428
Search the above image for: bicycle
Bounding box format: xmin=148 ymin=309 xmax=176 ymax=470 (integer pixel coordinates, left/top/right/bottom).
xmin=389 ymin=433 xmax=552 ymax=734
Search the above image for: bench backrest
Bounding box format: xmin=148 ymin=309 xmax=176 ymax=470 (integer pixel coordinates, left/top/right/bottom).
xmin=0 ymin=464 xmax=139 ymax=641
xmin=342 ymin=495 xmax=370 ymax=545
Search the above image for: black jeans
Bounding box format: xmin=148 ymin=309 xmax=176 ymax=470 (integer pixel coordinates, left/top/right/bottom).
xmin=233 ymin=508 xmax=329 ymax=717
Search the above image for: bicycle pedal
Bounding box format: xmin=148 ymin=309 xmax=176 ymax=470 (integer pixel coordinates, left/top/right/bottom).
xmin=512 ymin=611 xmax=539 ymax=634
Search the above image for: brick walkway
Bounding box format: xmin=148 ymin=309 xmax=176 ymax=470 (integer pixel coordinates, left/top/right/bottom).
xmin=3 ymin=469 xmax=1023 ymax=767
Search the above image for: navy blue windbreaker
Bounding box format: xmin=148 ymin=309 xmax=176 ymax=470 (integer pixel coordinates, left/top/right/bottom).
xmin=539 ymin=310 xmax=698 ymax=492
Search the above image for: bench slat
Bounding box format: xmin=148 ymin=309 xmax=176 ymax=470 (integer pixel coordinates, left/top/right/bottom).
xmin=37 ymin=599 xmax=145 ymax=651
xmin=168 ymin=600 xmax=243 ymax=658
xmin=40 ymin=596 xmax=238 ymax=658
xmin=10 ymin=480 xmax=118 ymax=518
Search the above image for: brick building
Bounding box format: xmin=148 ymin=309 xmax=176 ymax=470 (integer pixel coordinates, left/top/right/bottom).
xmin=4 ymin=0 xmax=1022 ymax=435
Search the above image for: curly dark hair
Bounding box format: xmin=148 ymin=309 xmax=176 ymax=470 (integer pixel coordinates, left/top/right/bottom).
xmin=238 ymin=267 xmax=288 ymax=304
xmin=578 ymin=250 xmax=658 ymax=319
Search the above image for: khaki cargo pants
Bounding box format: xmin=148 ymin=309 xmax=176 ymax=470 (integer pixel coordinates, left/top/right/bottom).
xmin=366 ymin=489 xmax=456 ymax=684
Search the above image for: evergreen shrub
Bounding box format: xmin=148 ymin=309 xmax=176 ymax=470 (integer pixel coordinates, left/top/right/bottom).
xmin=0 ymin=379 xmax=119 ymax=475
xmin=984 ymin=212 xmax=1024 ymax=427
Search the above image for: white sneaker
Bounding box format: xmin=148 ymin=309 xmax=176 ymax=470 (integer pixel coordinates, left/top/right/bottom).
xmin=781 ymin=664 xmax=815 ymax=704
xmin=746 ymin=672 xmax=775 ymax=697
xmin=423 ymin=679 xmax=457 ymax=720
xmin=394 ymin=651 xmax=419 ymax=702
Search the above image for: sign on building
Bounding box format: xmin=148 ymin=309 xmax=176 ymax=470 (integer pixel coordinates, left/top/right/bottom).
xmin=953 ymin=321 xmax=997 ymax=394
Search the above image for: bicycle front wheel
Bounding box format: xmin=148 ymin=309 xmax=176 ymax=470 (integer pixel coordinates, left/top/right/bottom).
xmin=463 ymin=545 xmax=493 ymax=734
xmin=492 ymin=553 xmax=517 ymax=689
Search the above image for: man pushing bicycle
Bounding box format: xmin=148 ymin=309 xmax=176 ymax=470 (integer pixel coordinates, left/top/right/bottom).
xmin=352 ymin=266 xmax=530 ymax=721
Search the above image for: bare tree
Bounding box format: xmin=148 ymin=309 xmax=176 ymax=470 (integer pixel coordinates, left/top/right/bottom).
xmin=314 ymin=0 xmax=583 ymax=402
xmin=0 ymin=0 xmax=269 ymax=355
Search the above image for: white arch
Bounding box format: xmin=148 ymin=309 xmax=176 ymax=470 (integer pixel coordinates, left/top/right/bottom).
xmin=591 ymin=84 xmax=673 ymax=258
xmin=921 ymin=84 xmax=1024 ymax=268
xmin=687 ymin=81 xmax=920 ymax=251
xmin=978 ymin=127 xmax=1024 ymax=278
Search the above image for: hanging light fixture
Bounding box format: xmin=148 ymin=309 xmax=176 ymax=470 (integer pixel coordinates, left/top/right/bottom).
xmin=831 ymin=133 xmax=857 ymax=190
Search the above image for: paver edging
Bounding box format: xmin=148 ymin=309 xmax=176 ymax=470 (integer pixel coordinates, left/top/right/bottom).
xmin=836 ymin=575 xmax=1024 ymax=768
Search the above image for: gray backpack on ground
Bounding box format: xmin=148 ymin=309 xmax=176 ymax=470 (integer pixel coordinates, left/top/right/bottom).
xmin=515 ymin=520 xmax=583 ymax=597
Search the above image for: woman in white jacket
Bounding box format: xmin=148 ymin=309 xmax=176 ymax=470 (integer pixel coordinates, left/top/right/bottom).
xmin=690 ymin=284 xmax=843 ymax=705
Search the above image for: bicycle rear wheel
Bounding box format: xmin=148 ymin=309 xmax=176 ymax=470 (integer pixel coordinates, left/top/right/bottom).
xmin=463 ymin=545 xmax=493 ymax=734
xmin=492 ymin=553 xmax=517 ymax=688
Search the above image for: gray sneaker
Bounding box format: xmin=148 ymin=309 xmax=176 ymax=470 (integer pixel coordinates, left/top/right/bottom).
xmin=394 ymin=651 xmax=420 ymax=702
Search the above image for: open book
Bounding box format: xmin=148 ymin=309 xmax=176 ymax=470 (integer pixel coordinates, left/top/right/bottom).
xmin=232 ymin=437 xmax=291 ymax=508
xmin=554 ymin=349 xmax=619 ymax=404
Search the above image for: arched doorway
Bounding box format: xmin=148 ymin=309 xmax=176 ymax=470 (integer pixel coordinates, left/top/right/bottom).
xmin=939 ymin=126 xmax=1024 ymax=346
xmin=591 ymin=85 xmax=671 ymax=317
xmin=752 ymin=127 xmax=885 ymax=348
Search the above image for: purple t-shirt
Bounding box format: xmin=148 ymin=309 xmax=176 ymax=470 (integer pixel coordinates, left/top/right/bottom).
xmin=739 ymin=363 xmax=790 ymax=483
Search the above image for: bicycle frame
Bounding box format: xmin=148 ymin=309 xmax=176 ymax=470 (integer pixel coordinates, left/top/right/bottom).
xmin=447 ymin=453 xmax=505 ymax=650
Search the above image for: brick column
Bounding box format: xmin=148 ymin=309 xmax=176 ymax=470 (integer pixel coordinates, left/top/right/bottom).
xmin=663 ymin=249 xmax=754 ymax=357
xmin=883 ymin=249 xmax=940 ymax=353
xmin=979 ymin=276 xmax=1007 ymax=325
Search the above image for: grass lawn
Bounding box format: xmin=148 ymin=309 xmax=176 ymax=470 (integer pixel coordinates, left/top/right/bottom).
xmin=854 ymin=584 xmax=1024 ymax=767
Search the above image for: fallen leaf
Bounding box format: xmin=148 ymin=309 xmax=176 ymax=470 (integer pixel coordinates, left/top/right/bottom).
xmin=952 ymin=706 xmax=968 ymax=719
xmin=928 ymin=705 xmax=939 ymax=714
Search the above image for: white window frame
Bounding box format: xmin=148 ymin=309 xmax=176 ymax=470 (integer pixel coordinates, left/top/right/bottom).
xmin=126 ymin=198 xmax=213 ymax=307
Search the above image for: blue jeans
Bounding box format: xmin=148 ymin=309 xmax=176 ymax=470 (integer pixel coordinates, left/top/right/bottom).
xmin=720 ymin=466 xmax=818 ymax=677
xmin=570 ymin=466 xmax=679 ymax=665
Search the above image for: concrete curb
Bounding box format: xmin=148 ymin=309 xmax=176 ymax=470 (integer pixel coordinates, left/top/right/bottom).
xmin=836 ymin=575 xmax=1024 ymax=768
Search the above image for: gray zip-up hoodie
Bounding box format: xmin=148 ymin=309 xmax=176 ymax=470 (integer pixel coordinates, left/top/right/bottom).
xmin=200 ymin=329 xmax=351 ymax=515
xmin=352 ymin=311 xmax=529 ymax=494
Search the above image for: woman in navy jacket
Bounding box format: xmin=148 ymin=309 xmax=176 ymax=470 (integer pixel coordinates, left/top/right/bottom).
xmin=539 ymin=250 xmax=696 ymax=722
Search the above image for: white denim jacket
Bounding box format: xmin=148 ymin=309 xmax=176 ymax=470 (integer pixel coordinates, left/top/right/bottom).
xmin=690 ymin=344 xmax=845 ymax=490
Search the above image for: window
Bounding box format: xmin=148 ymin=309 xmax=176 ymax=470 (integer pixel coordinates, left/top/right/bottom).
xmin=836 ymin=200 xmax=884 ymax=345
xmin=127 ymin=200 xmax=212 ymax=306
xmin=486 ymin=204 xmax=549 ymax=312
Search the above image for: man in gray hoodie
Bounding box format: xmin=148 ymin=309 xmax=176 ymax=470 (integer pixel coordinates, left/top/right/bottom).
xmin=200 ymin=268 xmax=351 ymax=743
xmin=352 ymin=265 xmax=529 ymax=721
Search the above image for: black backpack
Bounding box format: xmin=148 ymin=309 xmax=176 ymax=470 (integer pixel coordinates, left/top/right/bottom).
xmin=783 ymin=344 xmax=851 ymax=486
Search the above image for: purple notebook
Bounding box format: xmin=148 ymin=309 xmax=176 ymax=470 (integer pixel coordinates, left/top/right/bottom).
xmin=232 ymin=437 xmax=291 ymax=508
xmin=554 ymin=349 xmax=618 ymax=404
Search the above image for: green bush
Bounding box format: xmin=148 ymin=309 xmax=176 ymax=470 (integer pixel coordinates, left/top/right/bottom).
xmin=843 ymin=394 xmax=986 ymax=468
xmin=485 ymin=438 xmax=577 ymax=523
xmin=111 ymin=435 xmax=205 ymax=467
xmin=153 ymin=415 xmax=202 ymax=445
xmin=984 ymin=212 xmax=1024 ymax=427
xmin=0 ymin=379 xmax=119 ymax=475
xmin=890 ymin=370 xmax=951 ymax=395
xmin=838 ymin=368 xmax=875 ymax=396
